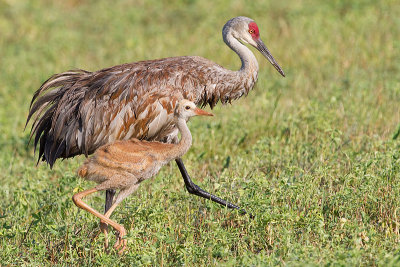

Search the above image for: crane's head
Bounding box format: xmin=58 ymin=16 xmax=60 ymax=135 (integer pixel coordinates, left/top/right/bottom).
xmin=175 ymin=99 xmax=214 ymax=121
xmin=223 ymin=16 xmax=285 ymax=77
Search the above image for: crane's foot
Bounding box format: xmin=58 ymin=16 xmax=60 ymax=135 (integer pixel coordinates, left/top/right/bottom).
xmin=100 ymin=220 xmax=109 ymax=250
xmin=175 ymin=158 xmax=254 ymax=218
xmin=113 ymin=228 xmax=127 ymax=255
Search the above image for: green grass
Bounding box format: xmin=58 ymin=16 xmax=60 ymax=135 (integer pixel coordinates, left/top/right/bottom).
xmin=1 ymin=0 xmax=400 ymax=265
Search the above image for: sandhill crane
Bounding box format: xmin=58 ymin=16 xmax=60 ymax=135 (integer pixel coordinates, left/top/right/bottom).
xmin=26 ymin=16 xmax=285 ymax=217
xmin=73 ymin=100 xmax=213 ymax=254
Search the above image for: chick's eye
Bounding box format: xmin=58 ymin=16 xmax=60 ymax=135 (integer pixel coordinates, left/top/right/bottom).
xmin=185 ymin=106 xmax=190 ymax=110
xmin=248 ymin=29 xmax=255 ymax=34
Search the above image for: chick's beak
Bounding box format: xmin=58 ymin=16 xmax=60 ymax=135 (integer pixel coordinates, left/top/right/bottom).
xmin=194 ymin=108 xmax=214 ymax=116
xmin=254 ymin=38 xmax=285 ymax=77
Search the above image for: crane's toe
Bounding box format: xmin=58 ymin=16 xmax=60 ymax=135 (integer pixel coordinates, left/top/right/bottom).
xmin=113 ymin=227 xmax=127 ymax=254
xmin=100 ymin=221 xmax=109 ymax=249
xmin=116 ymin=239 xmax=127 ymax=255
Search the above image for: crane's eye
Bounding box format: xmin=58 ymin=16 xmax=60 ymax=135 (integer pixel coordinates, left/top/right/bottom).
xmin=248 ymin=29 xmax=255 ymax=34
xmin=185 ymin=106 xmax=190 ymax=110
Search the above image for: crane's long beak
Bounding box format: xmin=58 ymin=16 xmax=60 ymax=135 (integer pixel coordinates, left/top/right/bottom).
xmin=194 ymin=108 xmax=214 ymax=117
xmin=255 ymin=38 xmax=285 ymax=77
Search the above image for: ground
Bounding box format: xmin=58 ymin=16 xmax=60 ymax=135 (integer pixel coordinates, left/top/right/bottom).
xmin=1 ymin=0 xmax=400 ymax=265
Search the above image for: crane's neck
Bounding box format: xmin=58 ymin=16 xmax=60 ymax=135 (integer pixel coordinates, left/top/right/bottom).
xmin=202 ymin=31 xmax=259 ymax=108
xmin=168 ymin=117 xmax=192 ymax=161
xmin=223 ymin=32 xmax=259 ymax=75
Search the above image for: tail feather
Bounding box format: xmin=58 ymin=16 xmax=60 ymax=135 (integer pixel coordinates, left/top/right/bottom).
xmin=26 ymin=69 xmax=90 ymax=167
xmin=37 ymin=133 xmax=46 ymax=165
xmin=31 ymin=105 xmax=55 ymax=145
xmin=29 ymin=71 xmax=90 ymax=106
xmin=25 ymin=88 xmax=63 ymax=130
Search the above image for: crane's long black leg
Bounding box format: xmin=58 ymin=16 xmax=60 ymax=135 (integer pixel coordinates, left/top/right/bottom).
xmin=101 ymin=189 xmax=116 ymax=250
xmin=105 ymin=189 xmax=116 ymax=213
xmin=175 ymin=158 xmax=252 ymax=217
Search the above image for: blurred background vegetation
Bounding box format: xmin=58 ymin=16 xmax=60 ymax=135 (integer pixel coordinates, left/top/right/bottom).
xmin=1 ymin=0 xmax=399 ymax=265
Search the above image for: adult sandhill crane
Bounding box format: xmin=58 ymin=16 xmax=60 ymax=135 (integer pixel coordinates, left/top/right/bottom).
xmin=26 ymin=16 xmax=285 ymax=217
xmin=73 ymin=100 xmax=213 ymax=254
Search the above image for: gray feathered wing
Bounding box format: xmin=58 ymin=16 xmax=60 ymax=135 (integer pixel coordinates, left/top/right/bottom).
xmin=26 ymin=56 xmax=247 ymax=167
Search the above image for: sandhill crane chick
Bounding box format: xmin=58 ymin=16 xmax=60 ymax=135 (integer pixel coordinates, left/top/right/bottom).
xmin=72 ymin=99 xmax=213 ymax=254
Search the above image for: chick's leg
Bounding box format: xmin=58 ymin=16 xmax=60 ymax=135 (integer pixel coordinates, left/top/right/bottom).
xmin=72 ymin=188 xmax=127 ymax=254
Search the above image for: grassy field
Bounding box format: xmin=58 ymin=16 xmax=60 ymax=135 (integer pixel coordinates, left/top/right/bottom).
xmin=1 ymin=0 xmax=400 ymax=265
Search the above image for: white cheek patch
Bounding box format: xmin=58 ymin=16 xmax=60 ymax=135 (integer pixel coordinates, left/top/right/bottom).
xmin=248 ymin=38 xmax=258 ymax=47
xmin=240 ymin=37 xmax=249 ymax=44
